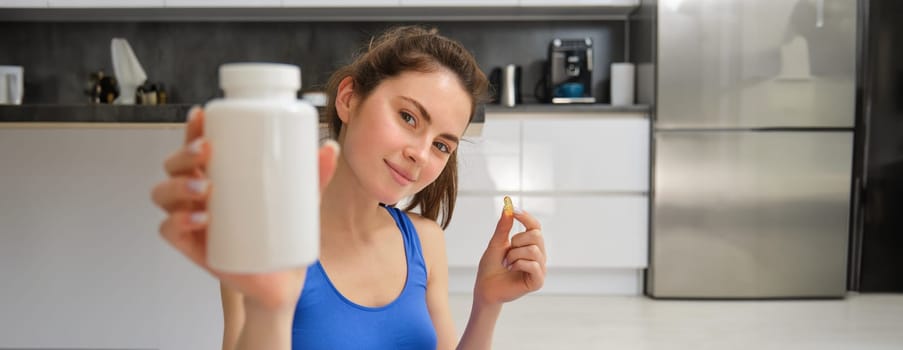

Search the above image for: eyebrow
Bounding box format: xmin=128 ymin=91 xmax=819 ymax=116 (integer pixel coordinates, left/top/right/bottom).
xmin=400 ymin=96 xmax=460 ymax=145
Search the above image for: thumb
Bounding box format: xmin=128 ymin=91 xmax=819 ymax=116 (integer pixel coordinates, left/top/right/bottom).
xmin=318 ymin=140 xmax=340 ymax=193
xmin=490 ymin=199 xmax=514 ymax=246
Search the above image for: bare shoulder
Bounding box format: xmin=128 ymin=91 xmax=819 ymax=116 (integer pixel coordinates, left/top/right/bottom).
xmin=404 ymin=212 xmax=448 ymax=277
xmin=405 ymin=212 xmax=447 ymax=248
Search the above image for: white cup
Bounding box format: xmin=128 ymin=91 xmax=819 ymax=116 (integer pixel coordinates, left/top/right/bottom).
xmin=0 ymin=66 xmax=24 ymax=105
xmin=610 ymin=62 xmax=635 ymax=106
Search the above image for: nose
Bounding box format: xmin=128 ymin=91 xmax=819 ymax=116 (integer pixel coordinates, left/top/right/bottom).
xmin=403 ymin=136 xmax=432 ymax=164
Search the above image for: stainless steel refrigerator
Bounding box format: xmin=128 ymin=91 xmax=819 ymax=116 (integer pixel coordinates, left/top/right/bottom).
xmin=646 ymin=0 xmax=858 ymax=298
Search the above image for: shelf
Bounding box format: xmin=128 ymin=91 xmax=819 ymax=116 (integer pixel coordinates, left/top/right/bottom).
xmin=0 ymin=104 xmax=194 ymax=123
xmin=0 ymin=5 xmax=638 ymax=22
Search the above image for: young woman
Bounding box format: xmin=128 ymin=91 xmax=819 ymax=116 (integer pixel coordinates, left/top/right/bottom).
xmin=151 ymin=26 xmax=547 ymax=350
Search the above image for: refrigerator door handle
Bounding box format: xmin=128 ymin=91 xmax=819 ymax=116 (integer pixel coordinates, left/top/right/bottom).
xmin=848 ymin=176 xmax=867 ymax=292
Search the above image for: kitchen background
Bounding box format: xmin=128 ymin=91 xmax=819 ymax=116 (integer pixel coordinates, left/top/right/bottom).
xmin=0 ymin=21 xmax=625 ymax=104
xmin=1 ymin=0 xmax=901 ymax=349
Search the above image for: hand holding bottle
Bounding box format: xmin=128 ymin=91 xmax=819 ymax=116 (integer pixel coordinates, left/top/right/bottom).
xmin=151 ymin=107 xmax=339 ymax=312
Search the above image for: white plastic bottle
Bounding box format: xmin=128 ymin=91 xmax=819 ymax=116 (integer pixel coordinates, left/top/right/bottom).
xmin=205 ymin=63 xmax=319 ymax=273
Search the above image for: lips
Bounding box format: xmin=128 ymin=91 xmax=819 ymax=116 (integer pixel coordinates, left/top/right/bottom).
xmin=385 ymin=160 xmax=416 ymax=185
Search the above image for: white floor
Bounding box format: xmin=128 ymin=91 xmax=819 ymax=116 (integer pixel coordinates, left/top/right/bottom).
xmin=448 ymin=293 xmax=903 ymax=350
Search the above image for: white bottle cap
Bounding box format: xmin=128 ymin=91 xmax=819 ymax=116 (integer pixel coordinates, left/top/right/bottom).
xmin=301 ymin=91 xmax=328 ymax=107
xmin=219 ymin=63 xmax=301 ymax=91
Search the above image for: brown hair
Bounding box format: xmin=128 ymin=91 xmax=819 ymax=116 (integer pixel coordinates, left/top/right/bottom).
xmin=324 ymin=25 xmax=489 ymax=229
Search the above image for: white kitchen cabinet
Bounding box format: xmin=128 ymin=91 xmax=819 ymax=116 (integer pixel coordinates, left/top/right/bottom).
xmin=48 ymin=0 xmax=163 ymax=7
xmin=401 ymin=0 xmax=517 ymax=6
xmin=284 ymin=0 xmax=399 ymax=6
xmin=521 ymin=195 xmax=647 ymax=268
xmin=166 ymin=0 xmax=279 ymax=6
xmin=444 ymin=195 xmax=525 ymax=267
xmin=0 ymin=0 xmax=48 ymax=7
xmin=446 ymin=112 xmax=650 ymax=295
xmin=457 ymin=119 xmax=521 ymax=192
xmin=519 ymin=0 xmax=638 ymax=6
xmin=0 ymin=127 xmax=221 ymax=349
xmin=522 ymin=117 xmax=649 ymax=192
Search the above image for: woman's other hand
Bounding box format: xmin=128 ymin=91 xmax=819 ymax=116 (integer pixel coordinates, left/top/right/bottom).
xmin=473 ymin=203 xmax=547 ymax=306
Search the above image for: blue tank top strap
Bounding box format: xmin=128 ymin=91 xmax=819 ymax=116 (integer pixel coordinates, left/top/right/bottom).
xmin=382 ymin=204 xmax=428 ymax=279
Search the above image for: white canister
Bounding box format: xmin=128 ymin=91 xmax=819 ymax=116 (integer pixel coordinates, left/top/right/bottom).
xmin=0 ymin=65 xmax=24 ymax=105
xmin=205 ymin=63 xmax=319 ymax=273
xmin=610 ymin=62 xmax=635 ymax=106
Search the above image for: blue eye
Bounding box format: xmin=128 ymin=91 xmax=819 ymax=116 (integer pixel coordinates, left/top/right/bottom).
xmin=434 ymin=142 xmax=450 ymax=154
xmin=400 ymin=111 xmax=416 ymax=126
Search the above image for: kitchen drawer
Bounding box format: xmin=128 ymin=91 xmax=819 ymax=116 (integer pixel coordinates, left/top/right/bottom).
xmin=521 ymin=195 xmax=648 ymax=268
xmin=444 ymin=195 xmax=521 ymax=267
xmin=457 ymin=119 xmax=521 ymax=192
xmin=522 ymin=117 xmax=649 ymax=192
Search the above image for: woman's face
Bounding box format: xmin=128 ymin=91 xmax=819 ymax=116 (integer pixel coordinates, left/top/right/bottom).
xmin=338 ymin=68 xmax=472 ymax=204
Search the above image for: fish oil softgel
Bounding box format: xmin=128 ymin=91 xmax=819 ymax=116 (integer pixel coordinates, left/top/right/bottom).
xmin=503 ymin=196 xmax=514 ymax=216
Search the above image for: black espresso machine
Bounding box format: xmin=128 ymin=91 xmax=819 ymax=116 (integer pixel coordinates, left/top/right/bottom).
xmin=545 ymin=38 xmax=595 ymax=104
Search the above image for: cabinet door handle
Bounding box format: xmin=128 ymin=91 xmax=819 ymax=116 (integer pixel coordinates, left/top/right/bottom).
xmin=816 ymin=0 xmax=824 ymax=28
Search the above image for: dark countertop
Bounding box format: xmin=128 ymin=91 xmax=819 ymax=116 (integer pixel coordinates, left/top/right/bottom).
xmin=483 ymin=103 xmax=650 ymax=114
xmin=0 ymin=104 xmax=196 ymax=123
xmin=0 ymin=103 xmax=650 ymax=124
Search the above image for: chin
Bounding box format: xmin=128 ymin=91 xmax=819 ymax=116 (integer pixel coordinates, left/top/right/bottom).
xmin=365 ymin=173 xmax=426 ymax=207
xmin=371 ymin=185 xmax=410 ymax=207
xmin=380 ymin=186 xmax=425 ymax=208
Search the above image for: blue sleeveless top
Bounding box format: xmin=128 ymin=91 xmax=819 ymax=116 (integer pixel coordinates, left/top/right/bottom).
xmin=291 ymin=205 xmax=437 ymax=349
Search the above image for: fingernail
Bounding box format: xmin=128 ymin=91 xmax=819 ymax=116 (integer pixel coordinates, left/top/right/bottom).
xmin=187 ymin=179 xmax=208 ymax=194
xmin=190 ymin=212 xmax=208 ymax=224
xmin=187 ymin=105 xmax=201 ymax=122
xmin=514 ymin=207 xmax=524 ymax=215
xmin=323 ymin=139 xmax=341 ymax=156
xmin=507 ymin=263 xmax=513 ymax=271
xmin=188 ymin=138 xmax=204 ymax=155
xmin=502 ymin=258 xmax=508 ymax=267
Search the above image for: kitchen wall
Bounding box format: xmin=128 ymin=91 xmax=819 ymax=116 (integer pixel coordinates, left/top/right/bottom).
xmin=0 ymin=20 xmax=625 ymax=104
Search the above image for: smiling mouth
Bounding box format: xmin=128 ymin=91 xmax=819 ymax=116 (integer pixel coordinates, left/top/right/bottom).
xmin=385 ymin=160 xmax=416 ymax=185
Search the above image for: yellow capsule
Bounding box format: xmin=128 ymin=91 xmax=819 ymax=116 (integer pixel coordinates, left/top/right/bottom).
xmin=503 ymin=196 xmax=514 ymax=216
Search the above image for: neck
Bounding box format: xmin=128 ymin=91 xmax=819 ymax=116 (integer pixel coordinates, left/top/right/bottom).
xmin=320 ymin=154 xmax=388 ymax=245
